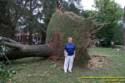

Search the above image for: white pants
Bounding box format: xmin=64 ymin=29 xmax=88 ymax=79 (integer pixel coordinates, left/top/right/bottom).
xmin=64 ymin=51 xmax=75 ymax=72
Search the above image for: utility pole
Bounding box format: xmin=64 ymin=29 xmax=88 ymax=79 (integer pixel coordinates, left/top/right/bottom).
xmin=123 ymin=6 xmax=125 ymax=49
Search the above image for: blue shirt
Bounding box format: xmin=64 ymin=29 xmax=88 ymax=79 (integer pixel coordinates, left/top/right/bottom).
xmin=64 ymin=43 xmax=76 ymax=56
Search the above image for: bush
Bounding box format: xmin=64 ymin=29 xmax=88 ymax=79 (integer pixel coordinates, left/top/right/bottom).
xmin=0 ymin=63 xmax=16 ymax=83
xmin=0 ymin=44 xmax=16 ymax=82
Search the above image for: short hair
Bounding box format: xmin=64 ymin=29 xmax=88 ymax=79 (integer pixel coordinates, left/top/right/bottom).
xmin=68 ymin=36 xmax=72 ymax=39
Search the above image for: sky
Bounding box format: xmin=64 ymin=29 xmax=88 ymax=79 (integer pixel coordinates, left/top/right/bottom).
xmin=81 ymin=0 xmax=125 ymax=10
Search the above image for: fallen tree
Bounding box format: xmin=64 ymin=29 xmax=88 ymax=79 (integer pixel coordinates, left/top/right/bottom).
xmin=0 ymin=10 xmax=103 ymax=66
xmin=0 ymin=37 xmax=53 ymax=60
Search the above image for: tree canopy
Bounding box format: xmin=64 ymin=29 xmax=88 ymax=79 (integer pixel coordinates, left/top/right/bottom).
xmin=95 ymin=0 xmax=123 ymax=46
xmin=82 ymin=0 xmax=123 ymax=46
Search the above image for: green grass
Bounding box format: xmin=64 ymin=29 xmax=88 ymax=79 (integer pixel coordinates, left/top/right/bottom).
xmin=89 ymin=48 xmax=125 ymax=76
xmin=7 ymin=48 xmax=125 ymax=83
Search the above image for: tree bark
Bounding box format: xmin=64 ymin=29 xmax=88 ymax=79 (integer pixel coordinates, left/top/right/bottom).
xmin=0 ymin=37 xmax=53 ymax=60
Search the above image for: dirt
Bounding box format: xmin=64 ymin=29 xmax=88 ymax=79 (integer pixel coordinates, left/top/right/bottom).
xmin=87 ymin=55 xmax=112 ymax=69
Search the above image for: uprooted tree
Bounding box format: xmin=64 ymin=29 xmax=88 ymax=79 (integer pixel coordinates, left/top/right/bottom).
xmin=0 ymin=10 xmax=103 ymax=66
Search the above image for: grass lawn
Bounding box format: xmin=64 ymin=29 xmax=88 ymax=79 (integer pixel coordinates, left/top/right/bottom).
xmin=8 ymin=48 xmax=125 ymax=83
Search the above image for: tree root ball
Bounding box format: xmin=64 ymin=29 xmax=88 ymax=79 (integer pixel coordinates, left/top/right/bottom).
xmin=46 ymin=10 xmax=102 ymax=65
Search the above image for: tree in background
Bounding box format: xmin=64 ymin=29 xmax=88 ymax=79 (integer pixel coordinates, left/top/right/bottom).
xmin=42 ymin=0 xmax=82 ymax=30
xmin=0 ymin=0 xmax=15 ymax=38
xmin=82 ymin=0 xmax=123 ymax=47
xmin=94 ymin=0 xmax=122 ymax=47
xmin=62 ymin=0 xmax=82 ymax=15
xmin=0 ymin=0 xmax=82 ymax=44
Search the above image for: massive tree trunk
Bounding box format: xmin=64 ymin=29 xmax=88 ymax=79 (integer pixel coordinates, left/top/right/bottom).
xmin=0 ymin=37 xmax=53 ymax=60
xmin=0 ymin=10 xmax=103 ymax=66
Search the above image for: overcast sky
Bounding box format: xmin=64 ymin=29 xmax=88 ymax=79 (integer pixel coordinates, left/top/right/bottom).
xmin=81 ymin=0 xmax=125 ymax=10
